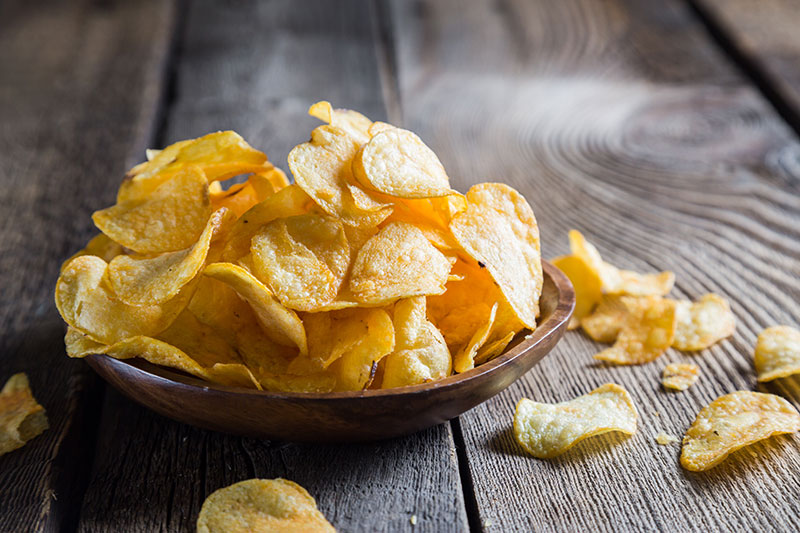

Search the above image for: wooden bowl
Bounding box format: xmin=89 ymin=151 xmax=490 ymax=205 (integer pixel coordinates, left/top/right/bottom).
xmin=85 ymin=261 xmax=574 ymax=442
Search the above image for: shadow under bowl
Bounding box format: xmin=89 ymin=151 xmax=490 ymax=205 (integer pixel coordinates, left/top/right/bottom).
xmin=85 ymin=261 xmax=575 ymax=442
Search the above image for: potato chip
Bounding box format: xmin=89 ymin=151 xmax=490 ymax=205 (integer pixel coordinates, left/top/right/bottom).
xmin=454 ymin=303 xmax=497 ymax=373
xmin=376 ymin=194 xmax=463 ymax=251
xmin=197 ymin=478 xmax=335 ymax=533
xmin=474 ymin=330 xmax=516 ymax=366
xmin=309 ymin=100 xmax=372 ymax=145
xmin=320 ymin=308 xmax=395 ymax=391
xmin=222 ymin=184 xmax=315 ymax=262
xmin=368 ymin=121 xmax=394 ymax=137
xmin=672 ymin=294 xmax=735 ymax=351
xmin=655 ymin=432 xmax=679 ymax=445
xmin=349 ymin=222 xmax=451 ymax=305
xmin=120 ymin=131 xmax=268 ymax=203
xmin=353 ymin=127 xmax=455 ymax=198
xmin=754 ymin=325 xmax=800 ymax=382
xmin=513 ymin=383 xmax=638 ymax=458
xmin=288 ymin=125 xmax=391 ymax=225
xmin=382 ymin=297 xmax=451 ymax=388
xmin=680 ymin=391 xmax=800 ymax=471
xmin=209 ymin=169 xmax=285 ymax=218
xmin=580 ymin=295 xmax=628 ymax=343
xmin=61 ymin=233 xmax=124 ymax=271
xmin=552 ymin=254 xmax=602 ymax=329
xmin=64 ymin=327 xmax=106 ymax=358
xmin=251 ymin=214 xmax=350 ymax=311
xmin=107 ymin=208 xmax=234 ymax=305
xmin=450 ymin=183 xmax=543 ymax=329
xmin=662 ymin=363 xmax=699 ymax=391
xmin=93 ymin=166 xmax=212 ymax=254
xmin=55 ymin=255 xmax=190 ymax=344
xmin=568 ymin=230 xmax=674 ymax=296
xmin=0 ymin=373 xmax=48 ymax=456
xmin=595 ymin=296 xmax=677 ymax=365
xmin=203 ymin=262 xmax=307 ymax=354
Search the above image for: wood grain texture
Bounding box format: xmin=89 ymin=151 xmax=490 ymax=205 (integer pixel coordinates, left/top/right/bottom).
xmin=76 ymin=1 xmax=468 ymax=531
xmin=387 ymin=0 xmax=800 ymax=530
xmin=0 ymin=1 xmax=175 ymax=531
xmin=693 ymin=0 xmax=800 ymax=130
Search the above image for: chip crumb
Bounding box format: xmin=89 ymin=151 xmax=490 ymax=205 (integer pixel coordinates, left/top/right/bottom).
xmin=484 ymin=519 xmax=493 ymax=527
xmin=410 ymin=514 xmax=417 ymax=525
xmin=662 ymin=363 xmax=699 ymax=391
xmin=655 ymin=432 xmax=678 ymax=445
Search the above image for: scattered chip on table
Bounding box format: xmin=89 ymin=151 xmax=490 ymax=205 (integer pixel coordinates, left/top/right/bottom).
xmin=680 ymin=391 xmax=800 ymax=471
xmin=655 ymin=432 xmax=679 ymax=445
xmin=513 ymin=383 xmax=638 ymax=458
xmin=594 ymin=296 xmax=676 ymax=365
xmin=662 ymin=363 xmax=699 ymax=391
xmin=0 ymin=373 xmax=49 ymax=457
xmin=754 ymin=325 xmax=800 ymax=382
xmin=672 ymin=294 xmax=735 ymax=351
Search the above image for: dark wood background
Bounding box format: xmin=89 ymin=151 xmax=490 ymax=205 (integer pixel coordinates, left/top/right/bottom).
xmin=1 ymin=0 xmax=799 ymax=531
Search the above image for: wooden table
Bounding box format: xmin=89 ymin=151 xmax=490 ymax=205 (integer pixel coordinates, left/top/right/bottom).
xmin=2 ymin=1 xmax=800 ymax=531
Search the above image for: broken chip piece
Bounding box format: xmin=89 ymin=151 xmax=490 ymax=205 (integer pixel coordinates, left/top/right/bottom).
xmin=680 ymin=391 xmax=800 ymax=471
xmin=655 ymin=432 xmax=679 ymax=445
xmin=513 ymin=383 xmax=638 ymax=458
xmin=662 ymin=363 xmax=699 ymax=391
xmin=0 ymin=373 xmax=49 ymax=456
xmin=754 ymin=325 xmax=800 ymax=382
xmin=196 ymin=478 xmax=335 ymax=533
xmin=594 ymin=296 xmax=676 ymax=365
xmin=672 ymin=294 xmax=735 ymax=351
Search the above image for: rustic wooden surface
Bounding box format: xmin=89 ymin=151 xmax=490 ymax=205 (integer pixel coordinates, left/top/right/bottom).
xmin=2 ymin=0 xmax=800 ymax=531
xmin=389 ymin=0 xmax=800 ymax=530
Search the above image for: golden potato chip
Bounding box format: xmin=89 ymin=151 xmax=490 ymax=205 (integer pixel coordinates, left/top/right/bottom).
xmin=382 ymin=297 xmax=451 ymax=388
xmin=61 ymin=233 xmax=124 ymax=271
xmin=662 ymin=363 xmax=699 ymax=391
xmin=580 ymin=295 xmax=628 ymax=343
xmin=107 ymin=208 xmax=234 ymax=305
xmin=568 ymin=230 xmax=674 ymax=296
xmin=65 ymin=327 xmax=106 ymax=358
xmin=55 ymin=255 xmax=190 ymax=344
xmin=288 ymin=125 xmax=391 ymax=225
xmin=309 ymin=100 xmax=372 ymax=145
xmin=251 ymin=214 xmax=350 ymax=311
xmin=754 ymin=325 xmax=800 ymax=382
xmin=120 ymin=131 xmax=268 ymax=203
xmin=513 ymin=383 xmax=638 ymax=458
xmin=0 ymin=373 xmax=48 ymax=456
xmin=209 ymin=169 xmax=285 ymax=218
xmin=93 ymin=166 xmax=212 ymax=254
xmin=454 ymin=303 xmax=497 ymax=373
xmin=474 ymin=331 xmax=516 ymax=365
xmin=680 ymin=391 xmax=800 ymax=471
xmin=673 ymin=294 xmax=735 ymax=351
xmin=203 ymin=262 xmax=307 ymax=354
xmin=368 ymin=121 xmax=394 ymax=137
xmin=222 ymin=184 xmax=315 ymax=262
xmin=349 ymin=222 xmax=451 ymax=305
xmin=321 ymin=308 xmax=395 ymax=391
xmin=551 ymin=254 xmax=602 ymax=329
xmin=197 ymin=478 xmax=335 ymax=533
xmin=376 ymin=194 xmax=462 ymax=251
xmin=353 ymin=127 xmax=455 ymax=198
xmin=450 ymin=183 xmax=543 ymax=329
xmin=595 ymin=296 xmax=676 ymax=365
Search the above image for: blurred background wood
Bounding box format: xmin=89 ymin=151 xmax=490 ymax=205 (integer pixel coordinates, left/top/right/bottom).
xmin=1 ymin=0 xmax=800 ymax=531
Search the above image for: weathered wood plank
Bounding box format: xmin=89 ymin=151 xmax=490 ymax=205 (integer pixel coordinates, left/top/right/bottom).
xmin=692 ymin=0 xmax=800 ymax=130
xmin=388 ymin=0 xmax=800 ymax=531
xmin=75 ymin=1 xmax=468 ymax=531
xmin=0 ymin=1 xmax=176 ymax=531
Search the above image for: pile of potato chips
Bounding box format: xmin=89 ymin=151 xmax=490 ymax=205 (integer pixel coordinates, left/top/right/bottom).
xmin=55 ymin=102 xmax=543 ymax=392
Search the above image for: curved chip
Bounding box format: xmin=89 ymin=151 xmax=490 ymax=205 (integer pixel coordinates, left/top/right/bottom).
xmin=0 ymin=373 xmax=49 ymax=457
xmin=680 ymin=391 xmax=800 ymax=471
xmin=595 ymin=296 xmax=676 ymax=365
xmin=755 ymin=325 xmax=800 ymax=382
xmin=55 ymin=255 xmax=190 ymax=345
xmin=209 ymin=169 xmax=286 ymax=218
xmin=581 ymin=295 xmax=627 ymax=343
xmin=251 ymin=214 xmax=350 ymax=311
xmin=568 ymin=230 xmax=674 ymax=296
xmin=349 ymin=221 xmax=451 ymax=305
xmin=672 ymin=294 xmax=735 ymax=351
xmin=662 ymin=363 xmax=699 ymax=391
xmin=450 ymin=183 xmax=543 ymax=329
xmin=552 ymin=254 xmax=602 ymax=329
xmin=203 ymin=262 xmax=307 ymax=354
xmin=93 ymin=166 xmax=212 ymax=254
xmin=353 ymin=127 xmax=454 ymax=198
xmin=197 ymin=478 xmax=335 ymax=533
xmin=107 ymin=208 xmax=234 ymax=305
xmin=382 ymin=297 xmax=451 ymax=388
xmin=309 ymin=100 xmax=372 ymax=145
xmin=120 ymin=131 xmax=268 ymax=203
xmin=288 ymin=125 xmax=391 ymax=225
xmin=61 ymin=233 xmax=124 ymax=272
xmin=513 ymin=383 xmax=638 ymax=458
xmin=454 ymin=303 xmax=497 ymax=373
xmin=474 ymin=330 xmax=516 ymax=366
